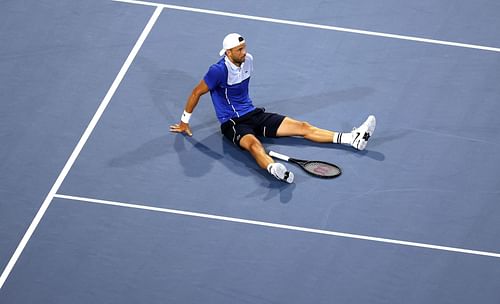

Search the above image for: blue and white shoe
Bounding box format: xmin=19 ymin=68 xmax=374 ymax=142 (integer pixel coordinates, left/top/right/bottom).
xmin=351 ymin=115 xmax=376 ymax=151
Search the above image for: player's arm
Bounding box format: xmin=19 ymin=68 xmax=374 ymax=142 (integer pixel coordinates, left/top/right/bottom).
xmin=169 ymin=79 xmax=209 ymax=136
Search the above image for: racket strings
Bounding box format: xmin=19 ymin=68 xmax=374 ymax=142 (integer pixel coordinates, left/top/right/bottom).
xmin=303 ymin=161 xmax=341 ymax=177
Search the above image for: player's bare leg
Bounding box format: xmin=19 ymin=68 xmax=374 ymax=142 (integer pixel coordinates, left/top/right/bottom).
xmin=239 ymin=134 xmax=294 ymax=183
xmin=276 ymin=116 xmax=376 ymax=150
xmin=276 ymin=117 xmax=335 ymax=142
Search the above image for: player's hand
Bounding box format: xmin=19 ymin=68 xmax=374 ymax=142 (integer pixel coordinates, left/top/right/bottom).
xmin=169 ymin=121 xmax=193 ymax=136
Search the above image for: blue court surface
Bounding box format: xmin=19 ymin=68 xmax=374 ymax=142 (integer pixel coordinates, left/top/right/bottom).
xmin=1 ymin=1 xmax=500 ymax=303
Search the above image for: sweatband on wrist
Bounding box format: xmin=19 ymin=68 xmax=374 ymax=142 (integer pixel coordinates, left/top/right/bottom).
xmin=181 ymin=111 xmax=192 ymax=123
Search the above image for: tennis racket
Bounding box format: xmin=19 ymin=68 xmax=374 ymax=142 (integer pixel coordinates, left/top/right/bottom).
xmin=269 ymin=151 xmax=341 ymax=179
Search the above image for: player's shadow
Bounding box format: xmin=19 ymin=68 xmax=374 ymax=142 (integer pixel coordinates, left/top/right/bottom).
xmin=108 ymin=129 xmax=380 ymax=204
xmin=107 ymin=132 xmax=222 ymax=181
xmin=218 ymin=137 xmax=296 ymax=204
xmin=135 ymin=56 xmax=216 ymax=132
xmin=135 ymin=56 xmax=192 ymax=122
xmin=108 ymin=134 xmax=174 ymax=168
xmin=259 ymin=86 xmax=375 ymax=118
xmin=177 ymin=133 xmax=296 ymax=203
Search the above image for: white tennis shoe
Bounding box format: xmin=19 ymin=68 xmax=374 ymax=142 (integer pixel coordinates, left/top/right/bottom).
xmin=268 ymin=162 xmax=294 ymax=183
xmin=351 ymin=115 xmax=376 ymax=151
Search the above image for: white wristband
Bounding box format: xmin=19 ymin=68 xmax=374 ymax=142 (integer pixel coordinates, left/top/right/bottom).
xmin=181 ymin=110 xmax=192 ymax=124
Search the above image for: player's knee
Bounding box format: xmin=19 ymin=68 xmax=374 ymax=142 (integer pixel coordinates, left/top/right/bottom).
xmin=299 ymin=121 xmax=315 ymax=135
xmin=241 ymin=135 xmax=264 ymax=154
xmin=248 ymin=140 xmax=265 ymax=154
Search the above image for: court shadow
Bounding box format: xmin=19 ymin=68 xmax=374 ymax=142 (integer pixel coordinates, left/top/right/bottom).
xmin=106 ymin=132 xmax=221 ymax=179
xmin=220 ymin=138 xmax=296 ymax=203
xmin=136 ymin=56 xmax=221 ymax=133
xmin=220 ymin=137 xmax=296 ymax=204
xmin=108 ymin=135 xmax=174 ymax=167
xmin=135 ymin=56 xmax=194 ymax=122
xmin=177 ymin=134 xmax=296 ymax=203
xmin=173 ymin=133 xmax=222 ymax=178
xmin=243 ymin=172 xmax=297 ymax=204
xmin=259 ymin=86 xmax=375 ymax=118
xmin=107 ymin=131 xmax=296 ymax=203
xmin=172 ymin=132 xmax=259 ymax=180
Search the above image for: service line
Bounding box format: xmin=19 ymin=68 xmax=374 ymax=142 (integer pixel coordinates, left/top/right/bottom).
xmin=114 ymin=0 xmax=500 ymax=53
xmin=56 ymin=193 xmax=500 ymax=259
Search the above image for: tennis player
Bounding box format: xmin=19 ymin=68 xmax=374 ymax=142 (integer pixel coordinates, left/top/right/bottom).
xmin=170 ymin=33 xmax=376 ymax=183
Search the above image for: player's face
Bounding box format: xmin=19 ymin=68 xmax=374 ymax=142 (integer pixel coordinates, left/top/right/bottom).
xmin=227 ymin=43 xmax=247 ymax=66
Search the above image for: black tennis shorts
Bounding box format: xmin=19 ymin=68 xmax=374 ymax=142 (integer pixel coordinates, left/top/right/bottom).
xmin=220 ymin=107 xmax=286 ymax=147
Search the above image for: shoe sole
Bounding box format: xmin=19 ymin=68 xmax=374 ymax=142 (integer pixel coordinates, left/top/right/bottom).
xmin=366 ymin=115 xmax=376 ymax=136
xmin=283 ymin=171 xmax=294 ymax=183
xmin=272 ymin=163 xmax=295 ymax=183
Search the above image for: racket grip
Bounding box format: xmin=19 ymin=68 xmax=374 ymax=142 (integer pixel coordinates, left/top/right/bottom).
xmin=269 ymin=150 xmax=290 ymax=161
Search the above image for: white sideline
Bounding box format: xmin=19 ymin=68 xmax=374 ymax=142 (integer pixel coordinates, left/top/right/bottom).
xmin=113 ymin=0 xmax=500 ymax=53
xmin=55 ymin=193 xmax=500 ymax=259
xmin=0 ymin=6 xmax=164 ymax=290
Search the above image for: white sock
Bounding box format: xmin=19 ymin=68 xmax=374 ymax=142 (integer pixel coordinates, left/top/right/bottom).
xmin=333 ymin=132 xmax=352 ymax=145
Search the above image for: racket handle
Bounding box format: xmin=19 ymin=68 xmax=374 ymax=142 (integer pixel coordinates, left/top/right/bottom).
xmin=269 ymin=150 xmax=290 ymax=161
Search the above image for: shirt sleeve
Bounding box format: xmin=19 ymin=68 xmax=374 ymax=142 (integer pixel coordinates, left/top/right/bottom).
xmin=203 ymin=65 xmax=223 ymax=90
xmin=246 ymin=53 xmax=254 ymax=73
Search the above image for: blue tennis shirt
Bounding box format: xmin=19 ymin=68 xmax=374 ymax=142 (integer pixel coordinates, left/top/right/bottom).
xmin=203 ymin=53 xmax=255 ymax=123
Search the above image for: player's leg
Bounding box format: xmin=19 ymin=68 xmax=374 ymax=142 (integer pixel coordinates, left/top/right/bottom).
xmin=239 ymin=134 xmax=294 ymax=183
xmin=276 ymin=116 xmax=376 ymax=150
xmin=239 ymin=134 xmax=273 ymax=169
xmin=276 ymin=117 xmax=335 ymax=142
xmin=220 ymin=115 xmax=294 ymax=183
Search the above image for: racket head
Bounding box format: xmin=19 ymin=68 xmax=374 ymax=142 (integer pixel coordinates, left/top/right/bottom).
xmin=291 ymin=159 xmax=342 ymax=179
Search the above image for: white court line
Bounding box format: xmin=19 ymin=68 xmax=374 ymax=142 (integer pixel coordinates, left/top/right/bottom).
xmin=55 ymin=193 xmax=500 ymax=259
xmin=114 ymin=0 xmax=500 ymax=53
xmin=0 ymin=6 xmax=164 ymax=290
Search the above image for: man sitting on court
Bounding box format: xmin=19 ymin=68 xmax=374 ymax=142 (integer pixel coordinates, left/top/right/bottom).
xmin=170 ymin=33 xmax=376 ymax=183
